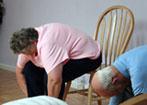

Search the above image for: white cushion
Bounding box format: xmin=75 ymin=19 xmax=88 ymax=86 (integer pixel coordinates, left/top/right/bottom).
xmin=2 ymin=96 xmax=68 ymax=105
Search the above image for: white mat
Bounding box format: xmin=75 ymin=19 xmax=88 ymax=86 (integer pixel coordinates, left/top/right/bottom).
xmin=2 ymin=96 xmax=68 ymax=105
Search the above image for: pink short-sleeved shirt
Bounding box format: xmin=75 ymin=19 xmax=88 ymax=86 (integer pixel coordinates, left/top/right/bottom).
xmin=17 ymin=23 xmax=101 ymax=74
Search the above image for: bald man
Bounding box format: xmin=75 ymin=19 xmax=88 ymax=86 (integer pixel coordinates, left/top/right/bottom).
xmin=91 ymin=45 xmax=147 ymax=105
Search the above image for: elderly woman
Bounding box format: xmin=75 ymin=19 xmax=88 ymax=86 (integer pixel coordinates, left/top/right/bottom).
xmin=9 ymin=23 xmax=102 ymax=99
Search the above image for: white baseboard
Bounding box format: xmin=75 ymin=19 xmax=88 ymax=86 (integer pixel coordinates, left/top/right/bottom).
xmin=0 ymin=63 xmax=15 ymax=72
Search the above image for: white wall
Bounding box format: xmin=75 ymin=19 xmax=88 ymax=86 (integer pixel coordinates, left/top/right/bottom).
xmin=0 ymin=0 xmax=147 ymax=88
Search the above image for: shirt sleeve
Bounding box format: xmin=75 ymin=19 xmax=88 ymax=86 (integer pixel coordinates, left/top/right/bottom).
xmin=113 ymin=54 xmax=129 ymax=78
xmin=130 ymin=67 xmax=147 ymax=96
xmin=17 ymin=54 xmax=29 ymax=68
xmin=40 ymin=42 xmax=69 ymax=74
xmin=109 ymin=95 xmax=123 ymax=105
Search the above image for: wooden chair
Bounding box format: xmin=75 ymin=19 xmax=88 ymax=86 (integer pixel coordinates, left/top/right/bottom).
xmin=120 ymin=94 xmax=147 ymax=105
xmin=63 ymin=5 xmax=134 ymax=105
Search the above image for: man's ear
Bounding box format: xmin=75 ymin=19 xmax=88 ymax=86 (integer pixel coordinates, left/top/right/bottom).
xmin=112 ymin=77 xmax=120 ymax=86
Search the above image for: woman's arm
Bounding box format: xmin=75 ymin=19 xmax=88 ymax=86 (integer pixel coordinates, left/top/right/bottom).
xmin=47 ymin=63 xmax=63 ymax=98
xmin=16 ymin=66 xmax=27 ymax=97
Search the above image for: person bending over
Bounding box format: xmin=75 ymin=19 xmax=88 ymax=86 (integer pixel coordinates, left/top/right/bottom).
xmin=9 ymin=23 xmax=102 ymax=99
xmin=91 ymin=45 xmax=147 ymax=105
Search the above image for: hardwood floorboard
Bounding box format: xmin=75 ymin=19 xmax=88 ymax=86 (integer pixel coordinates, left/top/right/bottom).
xmin=0 ymin=69 xmax=109 ymax=105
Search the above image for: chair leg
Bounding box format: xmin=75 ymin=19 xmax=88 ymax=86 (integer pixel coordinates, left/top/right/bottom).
xmin=97 ymin=100 xmax=102 ymax=105
xmin=62 ymin=81 xmax=71 ymax=101
xmin=87 ymin=71 xmax=96 ymax=105
xmin=87 ymin=84 xmax=93 ymax=105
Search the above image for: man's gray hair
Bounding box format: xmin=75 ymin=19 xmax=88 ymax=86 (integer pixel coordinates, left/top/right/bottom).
xmin=9 ymin=28 xmax=38 ymax=54
xmin=97 ymin=66 xmax=121 ymax=91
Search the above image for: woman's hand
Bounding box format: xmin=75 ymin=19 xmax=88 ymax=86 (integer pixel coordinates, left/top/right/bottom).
xmin=16 ymin=66 xmax=27 ymax=97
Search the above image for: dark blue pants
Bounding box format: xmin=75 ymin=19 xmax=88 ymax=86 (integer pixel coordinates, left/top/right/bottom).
xmin=24 ymin=53 xmax=102 ymax=99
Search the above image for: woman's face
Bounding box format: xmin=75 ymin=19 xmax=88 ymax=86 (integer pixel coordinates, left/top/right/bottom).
xmin=21 ymin=45 xmax=37 ymax=56
xmin=21 ymin=41 xmax=37 ymax=56
xmin=22 ymin=48 xmax=36 ymax=56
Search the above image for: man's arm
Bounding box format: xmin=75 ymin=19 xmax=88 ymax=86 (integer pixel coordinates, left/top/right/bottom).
xmin=16 ymin=66 xmax=27 ymax=97
xmin=47 ymin=63 xmax=63 ymax=98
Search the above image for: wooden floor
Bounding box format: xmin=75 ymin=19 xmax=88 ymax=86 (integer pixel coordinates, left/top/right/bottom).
xmin=0 ymin=69 xmax=109 ymax=105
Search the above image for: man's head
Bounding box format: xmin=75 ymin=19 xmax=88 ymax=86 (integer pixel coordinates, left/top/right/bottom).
xmin=91 ymin=66 xmax=129 ymax=97
xmin=9 ymin=28 xmax=38 ymax=54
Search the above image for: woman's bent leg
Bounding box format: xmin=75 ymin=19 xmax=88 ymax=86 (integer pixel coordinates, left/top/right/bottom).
xmin=24 ymin=61 xmax=47 ymax=97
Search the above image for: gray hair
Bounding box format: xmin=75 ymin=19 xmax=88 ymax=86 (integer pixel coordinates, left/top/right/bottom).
xmin=97 ymin=66 xmax=121 ymax=91
xmin=9 ymin=28 xmax=38 ymax=54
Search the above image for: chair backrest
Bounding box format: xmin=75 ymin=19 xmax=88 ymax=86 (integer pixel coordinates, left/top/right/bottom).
xmin=120 ymin=94 xmax=147 ymax=105
xmin=94 ymin=5 xmax=134 ymax=68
